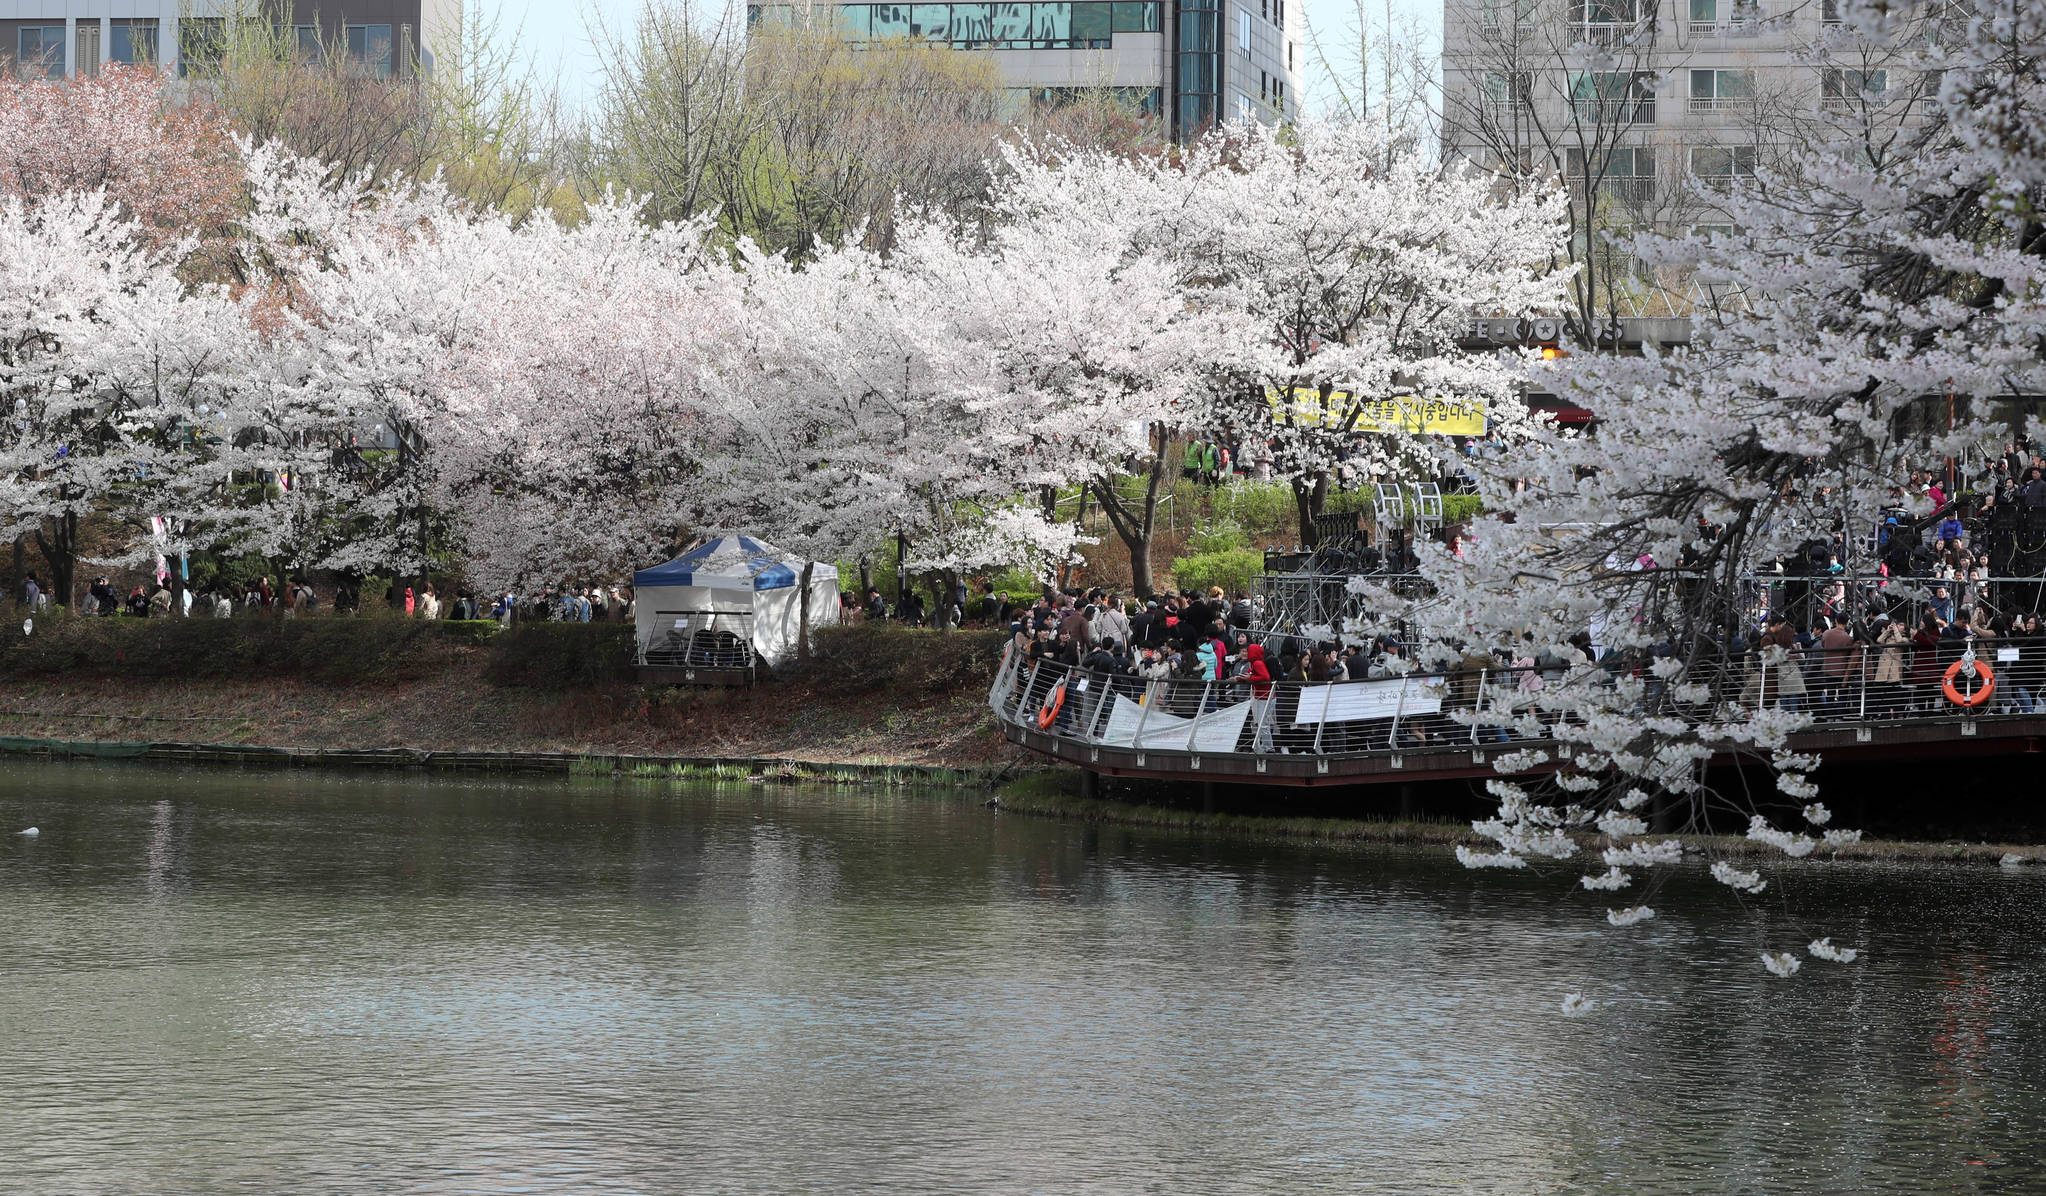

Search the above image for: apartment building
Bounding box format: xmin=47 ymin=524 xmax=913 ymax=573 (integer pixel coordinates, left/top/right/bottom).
xmin=1441 ymin=0 xmax=1954 ymax=311
xmin=0 ymin=0 xmax=459 ymax=81
xmin=744 ymin=0 xmax=1302 ymax=138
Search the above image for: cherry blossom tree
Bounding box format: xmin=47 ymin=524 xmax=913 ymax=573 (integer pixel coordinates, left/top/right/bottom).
xmin=978 ymin=141 xmax=1229 ymax=598
xmin=239 ymin=142 xmax=728 ymax=593
xmin=0 ymin=181 xmax=375 ymax=607
xmin=686 ymin=218 xmax=1097 ymax=618
xmin=1403 ymin=0 xmax=2046 ymax=978
xmin=1149 ymin=120 xmax=1573 ymax=546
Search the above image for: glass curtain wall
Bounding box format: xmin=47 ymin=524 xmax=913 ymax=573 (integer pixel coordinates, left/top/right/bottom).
xmin=1177 ymin=0 xmax=1220 ymax=137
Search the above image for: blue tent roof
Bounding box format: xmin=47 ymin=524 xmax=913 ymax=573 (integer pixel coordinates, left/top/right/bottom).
xmin=633 ymin=536 xmax=801 ymax=590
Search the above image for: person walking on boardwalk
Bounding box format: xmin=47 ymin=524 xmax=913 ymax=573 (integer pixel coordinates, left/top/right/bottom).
xmin=1244 ymin=643 xmax=1275 ymax=753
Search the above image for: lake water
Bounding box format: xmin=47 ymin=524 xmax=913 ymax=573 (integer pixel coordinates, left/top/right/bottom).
xmin=1 ymin=761 xmax=2042 ymax=1194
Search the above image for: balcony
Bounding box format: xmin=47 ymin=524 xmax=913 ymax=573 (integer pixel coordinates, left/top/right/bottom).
xmin=1562 ymin=19 xmax=1649 ymax=46
xmin=1572 ymin=99 xmax=1655 ymax=125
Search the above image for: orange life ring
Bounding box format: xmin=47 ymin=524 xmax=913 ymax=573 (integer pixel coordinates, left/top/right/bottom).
xmin=1942 ymin=659 xmax=1995 ymax=708
xmin=1037 ymin=683 xmax=1067 ymax=729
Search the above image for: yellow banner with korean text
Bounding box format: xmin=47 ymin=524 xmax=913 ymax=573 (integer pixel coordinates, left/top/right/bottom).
xmin=1266 ymin=386 xmax=1487 ymax=437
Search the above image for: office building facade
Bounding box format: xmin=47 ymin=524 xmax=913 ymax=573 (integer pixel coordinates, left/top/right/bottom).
xmin=1 ymin=0 xmax=459 ymax=81
xmin=745 ymin=0 xmax=1301 ymax=138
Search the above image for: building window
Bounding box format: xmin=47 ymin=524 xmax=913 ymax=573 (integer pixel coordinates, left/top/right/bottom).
xmin=1567 ymin=146 xmax=1655 ymax=202
xmin=279 ymin=24 xmax=322 ymax=59
xmin=1688 ymin=0 xmax=1715 ymax=31
xmin=1018 ymin=85 xmax=1163 ymax=115
xmin=1565 ymin=0 xmax=1640 ymax=42
xmin=1177 ymin=0 xmax=1220 ymax=137
xmin=1821 ymin=68 xmax=1886 ymax=108
xmin=1111 ymin=2 xmax=1160 ymax=32
xmin=1238 ymin=8 xmax=1254 ymax=58
xmin=1689 ymin=144 xmax=1758 ymax=186
xmin=179 ymin=18 xmax=228 ymax=77
xmin=1239 ymin=93 xmax=1254 ymax=122
xmin=1483 ymin=70 xmax=1533 ymax=108
xmin=110 ymin=20 xmax=159 ymax=66
xmin=17 ymin=26 xmax=64 ymax=79
xmin=345 ymin=23 xmax=393 ymax=78
xmin=792 ymin=3 xmax=1150 ymax=46
xmin=1570 ymin=71 xmax=1654 ymax=123
xmin=1689 ymin=68 xmax=1754 ymax=114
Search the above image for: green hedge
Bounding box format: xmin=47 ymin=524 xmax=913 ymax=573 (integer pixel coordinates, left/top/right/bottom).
xmin=0 ymin=614 xmax=467 ymax=682
xmin=482 ymin=622 xmax=638 ymax=688
xmin=1168 ymin=548 xmax=1266 ymax=597
xmin=1442 ymin=494 xmax=1484 ymax=524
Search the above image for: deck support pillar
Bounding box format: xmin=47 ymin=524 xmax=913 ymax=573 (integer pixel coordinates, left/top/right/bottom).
xmin=1201 ymin=782 xmax=1218 ymax=813
xmin=1079 ymin=769 xmax=1100 ymax=800
xmin=1652 ymin=790 xmax=1678 ymax=833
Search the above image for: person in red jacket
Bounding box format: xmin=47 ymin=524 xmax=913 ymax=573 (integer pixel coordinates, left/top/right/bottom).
xmin=1244 ymin=642 xmax=1275 ymax=752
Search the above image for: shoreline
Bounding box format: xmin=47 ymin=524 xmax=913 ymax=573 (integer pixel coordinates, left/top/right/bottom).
xmin=0 ymin=734 xmax=1006 ymax=790
xmin=8 ymin=731 xmax=2041 ymax=865
xmin=990 ymin=773 xmax=2046 ymax=864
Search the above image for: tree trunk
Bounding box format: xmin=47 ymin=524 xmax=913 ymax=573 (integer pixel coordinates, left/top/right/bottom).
xmin=7 ymin=535 xmax=20 ymax=613
xmin=796 ymin=559 xmax=814 ymax=664
xmin=33 ymin=510 xmax=77 ymax=611
xmin=937 ymin=567 xmax=960 ymax=631
xmin=1091 ymin=422 xmax=1171 ymax=599
xmin=1294 ymin=473 xmax=1328 ymax=548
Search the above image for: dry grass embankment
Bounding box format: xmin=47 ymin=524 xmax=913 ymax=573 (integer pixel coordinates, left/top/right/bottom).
xmin=0 ymin=618 xmax=1011 ymax=768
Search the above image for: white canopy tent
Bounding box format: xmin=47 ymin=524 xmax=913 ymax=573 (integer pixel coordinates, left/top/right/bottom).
xmin=633 ymin=536 xmax=840 ymax=670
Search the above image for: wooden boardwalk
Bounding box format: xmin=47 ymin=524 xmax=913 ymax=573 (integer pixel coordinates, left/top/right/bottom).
xmin=991 ymin=649 xmax=2046 ymax=789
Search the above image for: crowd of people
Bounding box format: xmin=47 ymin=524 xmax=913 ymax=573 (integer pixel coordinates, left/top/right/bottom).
xmin=14 ymin=572 xmax=645 ymax=626
xmin=999 ymin=567 xmax=2046 ymax=757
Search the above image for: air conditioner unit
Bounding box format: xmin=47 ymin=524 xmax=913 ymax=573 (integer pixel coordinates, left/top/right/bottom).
xmin=1529 ymin=317 xmax=1563 ymax=342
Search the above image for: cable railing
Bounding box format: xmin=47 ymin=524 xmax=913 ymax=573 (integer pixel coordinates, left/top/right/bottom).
xmin=990 ymin=636 xmax=2046 ymax=764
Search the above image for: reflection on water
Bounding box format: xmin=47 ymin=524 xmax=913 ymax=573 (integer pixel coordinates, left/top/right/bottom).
xmin=1 ymin=762 xmax=2043 ymax=1193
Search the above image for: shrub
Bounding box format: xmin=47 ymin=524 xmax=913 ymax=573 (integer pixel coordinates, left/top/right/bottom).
xmin=0 ymin=613 xmax=463 ymax=682
xmin=1443 ymin=494 xmax=1485 ymax=524
xmin=439 ymin=619 xmax=503 ymax=646
xmin=1208 ymin=480 xmax=1300 ymax=539
xmin=483 ymin=622 xmax=638 ymax=688
xmin=1168 ymin=548 xmax=1266 ymax=597
xmin=801 ymin=624 xmax=1004 ymax=694
xmin=1185 ymin=519 xmax=1249 ymax=555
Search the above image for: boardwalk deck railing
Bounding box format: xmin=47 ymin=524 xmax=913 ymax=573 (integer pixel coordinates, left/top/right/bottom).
xmin=990 ymin=637 xmax=2044 ymax=766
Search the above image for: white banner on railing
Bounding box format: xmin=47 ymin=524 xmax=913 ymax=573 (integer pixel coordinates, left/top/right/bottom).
xmin=1291 ymin=677 xmax=1445 ymax=726
xmin=1098 ymin=695 xmax=1253 ymax=752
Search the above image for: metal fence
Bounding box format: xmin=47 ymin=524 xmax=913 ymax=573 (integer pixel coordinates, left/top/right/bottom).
xmin=1736 ymin=573 xmax=2046 ymax=635
xmin=990 ymin=636 xmax=2046 ymax=761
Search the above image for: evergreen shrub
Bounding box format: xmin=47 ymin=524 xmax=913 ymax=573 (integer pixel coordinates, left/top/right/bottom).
xmin=0 ymin=613 xmax=464 ymax=682
xmin=1168 ymin=548 xmax=1266 ymax=597
xmin=482 ymin=622 xmax=638 ymax=688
